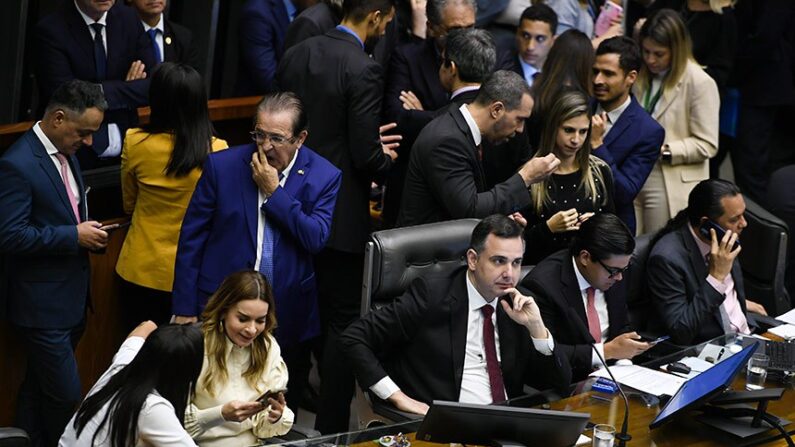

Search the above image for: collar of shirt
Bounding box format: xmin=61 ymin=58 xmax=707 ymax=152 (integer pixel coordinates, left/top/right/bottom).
xmin=688 ymin=223 xmax=712 ymax=260
xmin=283 ymin=0 xmax=297 ymax=21
xmin=595 ymin=94 xmax=631 ymax=126
xmin=571 ymin=256 xmax=592 ymax=293
xmin=465 ymin=271 xmax=498 ymax=314
xmin=32 ymin=121 xmax=61 ymax=156
xmin=335 ymin=25 xmax=364 ymax=50
xmin=518 ymin=57 xmax=539 ymax=86
xmin=450 ymin=85 xmax=480 ymax=101
xmin=142 ymin=14 xmax=165 ymax=33
xmin=74 ymin=0 xmax=108 ymax=27
xmin=459 ymin=104 xmax=482 ymax=147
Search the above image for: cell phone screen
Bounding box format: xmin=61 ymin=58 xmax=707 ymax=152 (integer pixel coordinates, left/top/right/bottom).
xmin=256 ymin=389 xmax=287 ymax=404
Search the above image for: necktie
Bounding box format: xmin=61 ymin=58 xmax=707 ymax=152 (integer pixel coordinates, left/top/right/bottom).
xmin=585 ymin=287 xmax=602 ymax=343
xmin=476 ymin=144 xmax=483 ymax=162
xmin=481 ymin=305 xmax=506 ymax=403
xmin=147 ymin=28 xmax=162 ymax=64
xmin=258 ymin=174 xmax=284 ymax=285
xmin=55 ymin=153 xmax=81 ymax=223
xmin=90 ymin=23 xmax=107 ymax=80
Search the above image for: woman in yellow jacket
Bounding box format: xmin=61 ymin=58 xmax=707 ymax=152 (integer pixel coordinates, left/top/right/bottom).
xmin=116 ymin=62 xmax=227 ymax=329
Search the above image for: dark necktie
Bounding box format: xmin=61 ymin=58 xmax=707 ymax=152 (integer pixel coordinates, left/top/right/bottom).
xmin=481 ymin=305 xmax=506 ymax=403
xmin=90 ymin=23 xmax=107 ymax=80
xmin=147 ymin=28 xmax=162 ymax=64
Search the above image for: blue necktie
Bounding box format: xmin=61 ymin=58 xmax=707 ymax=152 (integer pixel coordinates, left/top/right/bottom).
xmin=259 ymin=175 xmax=284 ymax=285
xmin=90 ymin=23 xmax=107 ymax=80
xmin=147 ymin=28 xmax=162 ymax=64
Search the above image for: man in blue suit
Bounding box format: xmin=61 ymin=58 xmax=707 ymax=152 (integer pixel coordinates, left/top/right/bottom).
xmin=0 ymin=81 xmax=110 ymax=447
xmin=590 ymin=36 xmax=665 ymax=235
xmin=34 ymin=0 xmax=156 ymax=171
xmin=172 ymin=92 xmax=342 ymax=413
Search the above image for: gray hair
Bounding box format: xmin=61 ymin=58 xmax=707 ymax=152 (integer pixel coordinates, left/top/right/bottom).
xmin=44 ymin=80 xmax=107 ymax=117
xmin=427 ymin=0 xmax=476 ymax=26
xmin=474 ymin=70 xmax=532 ymax=110
xmin=445 ymin=28 xmax=496 ymax=83
xmin=255 ymin=91 xmax=309 ymax=135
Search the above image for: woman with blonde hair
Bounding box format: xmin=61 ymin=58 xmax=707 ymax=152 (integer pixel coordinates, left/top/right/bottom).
xmin=520 ymin=88 xmax=615 ymax=264
xmin=185 ymin=271 xmax=293 ymax=446
xmin=633 ymin=8 xmax=720 ymax=234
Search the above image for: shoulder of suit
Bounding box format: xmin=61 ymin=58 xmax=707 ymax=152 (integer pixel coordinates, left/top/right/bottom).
xmin=300 ymin=146 xmax=341 ymax=175
xmin=165 ymin=19 xmax=192 ymax=40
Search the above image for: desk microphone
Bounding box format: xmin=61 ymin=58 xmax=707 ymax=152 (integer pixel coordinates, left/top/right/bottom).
xmin=566 ymin=307 xmax=632 ymax=447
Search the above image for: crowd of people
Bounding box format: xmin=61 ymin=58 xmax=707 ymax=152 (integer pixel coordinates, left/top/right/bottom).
xmin=0 ymin=0 xmax=793 ymax=446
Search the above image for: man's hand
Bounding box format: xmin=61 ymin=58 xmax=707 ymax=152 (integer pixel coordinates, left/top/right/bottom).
xmin=128 ymin=320 xmax=157 ymax=339
xmin=221 ymin=400 xmax=265 ymax=422
xmin=604 ymin=332 xmax=651 ymax=360
xmin=251 ymin=145 xmax=280 ymax=196
xmin=265 ymin=392 xmax=287 ymax=423
xmin=399 ymin=90 xmax=424 ymax=111
xmin=708 ymin=228 xmax=741 ymax=282
xmin=387 ymin=390 xmax=429 ymax=415
xmin=499 ymin=288 xmax=548 ymax=339
xmin=410 ymin=0 xmax=428 ymax=38
xmin=546 ymin=209 xmax=580 ymax=233
xmin=745 ymin=299 xmax=768 ymax=316
xmin=125 ymin=60 xmax=147 ymax=81
xmin=590 ymin=112 xmax=607 ymax=149
xmin=173 ymin=315 xmax=198 ymax=324
xmin=518 ymin=154 xmax=560 ymax=186
xmin=380 ymin=123 xmax=401 ymax=161
xmin=77 ymin=221 xmax=108 ymax=250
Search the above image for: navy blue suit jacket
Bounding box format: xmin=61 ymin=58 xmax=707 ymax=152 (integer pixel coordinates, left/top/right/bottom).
xmin=236 ymin=0 xmax=290 ymax=95
xmin=34 ymin=2 xmax=155 ymax=168
xmin=173 ymin=144 xmax=342 ymax=347
xmin=0 ymin=130 xmax=89 ymax=329
xmin=591 ymin=96 xmax=664 ymax=234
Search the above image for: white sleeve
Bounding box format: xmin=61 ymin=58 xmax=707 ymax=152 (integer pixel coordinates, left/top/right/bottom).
xmin=370 ymin=376 xmax=401 ymax=400
xmin=99 ymin=123 xmax=122 ymax=157
xmin=530 ymin=331 xmax=555 ymax=356
xmin=138 ymin=399 xmax=197 ymax=446
xmin=591 ymin=342 xmax=605 ymax=368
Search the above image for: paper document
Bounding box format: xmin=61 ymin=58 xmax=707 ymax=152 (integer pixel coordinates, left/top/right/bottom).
xmin=575 ymin=434 xmax=591 ymax=445
xmin=589 ymin=365 xmax=686 ymax=397
xmin=776 ymin=308 xmax=795 ymax=325
xmin=769 ymin=324 xmax=795 ymax=339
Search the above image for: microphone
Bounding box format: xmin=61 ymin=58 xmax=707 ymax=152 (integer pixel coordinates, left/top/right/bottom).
xmin=566 ymin=306 xmax=631 ymax=447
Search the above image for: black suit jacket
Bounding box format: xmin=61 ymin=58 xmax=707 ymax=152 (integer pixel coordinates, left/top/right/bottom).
xmin=520 ymin=250 xmax=631 ymax=381
xmin=162 ymin=18 xmax=200 ymax=70
xmin=276 ymin=29 xmax=393 ymax=253
xmin=647 ymin=225 xmax=752 ymax=346
xmin=34 ymin=2 xmax=155 ymax=169
xmin=397 ymin=107 xmax=531 ymax=227
xmin=283 ymin=2 xmax=340 ymax=51
xmin=340 ymin=268 xmax=571 ymax=404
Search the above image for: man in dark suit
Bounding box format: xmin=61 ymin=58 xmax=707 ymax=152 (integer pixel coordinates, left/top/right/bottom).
xmin=275 ymin=0 xmax=397 ymax=432
xmin=590 ymin=36 xmax=665 ymax=235
xmin=341 ymin=215 xmax=571 ymax=414
xmin=520 ymin=214 xmax=651 ymax=381
xmin=397 ymin=70 xmax=559 ymax=227
xmin=129 ymin=0 xmax=200 ymax=69
xmin=34 ymin=0 xmax=155 ymax=170
xmin=172 ymin=92 xmax=341 ymax=413
xmin=647 ymin=179 xmax=765 ymax=346
xmin=504 ymin=4 xmax=557 ymax=88
xmin=236 ymin=0 xmax=318 ymax=95
xmin=0 ymin=81 xmax=109 ymax=447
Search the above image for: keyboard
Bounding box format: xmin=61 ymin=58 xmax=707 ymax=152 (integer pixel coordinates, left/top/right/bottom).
xmin=766 ymin=341 xmax=795 ymax=371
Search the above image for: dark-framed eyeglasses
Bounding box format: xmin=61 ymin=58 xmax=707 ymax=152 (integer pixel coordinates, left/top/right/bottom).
xmin=249 ymin=130 xmax=294 ymax=146
xmin=597 ymin=259 xmax=631 ymax=278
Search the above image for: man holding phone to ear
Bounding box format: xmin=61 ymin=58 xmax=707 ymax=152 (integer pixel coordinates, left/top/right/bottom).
xmin=647 ymin=179 xmax=766 ymax=347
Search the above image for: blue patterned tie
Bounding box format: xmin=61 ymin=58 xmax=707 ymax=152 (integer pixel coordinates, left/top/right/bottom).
xmin=90 ymin=23 xmax=106 ymax=80
xmin=147 ymin=28 xmax=162 ymax=64
xmin=259 ymin=175 xmax=283 ymax=284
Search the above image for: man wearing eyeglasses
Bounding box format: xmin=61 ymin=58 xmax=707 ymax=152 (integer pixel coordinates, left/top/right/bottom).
xmin=519 ymin=213 xmax=650 ymax=381
xmin=172 ymin=92 xmax=342 ymax=413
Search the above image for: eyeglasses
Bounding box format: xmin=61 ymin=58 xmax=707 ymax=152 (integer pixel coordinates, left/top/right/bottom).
xmin=597 ymin=259 xmax=631 ymax=278
xmin=249 ymin=130 xmax=294 ymax=146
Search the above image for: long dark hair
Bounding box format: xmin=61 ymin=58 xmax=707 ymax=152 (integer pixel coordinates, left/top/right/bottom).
xmin=73 ymin=324 xmax=204 ymax=447
xmin=142 ymin=62 xmax=215 ymax=177
xmin=531 ymin=29 xmax=594 ymax=118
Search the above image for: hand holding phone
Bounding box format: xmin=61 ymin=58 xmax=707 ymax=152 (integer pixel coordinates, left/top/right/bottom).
xmin=638 ymin=334 xmax=670 ymax=346
xmin=257 ymin=388 xmax=287 ymax=405
xmin=594 ymin=1 xmax=623 ymax=37
xmin=99 ymin=221 xmax=131 ymax=233
xmin=698 ymin=219 xmax=740 ymax=250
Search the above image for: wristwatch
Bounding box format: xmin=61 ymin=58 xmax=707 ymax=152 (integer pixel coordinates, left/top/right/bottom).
xmin=661 ymin=145 xmax=672 ymax=162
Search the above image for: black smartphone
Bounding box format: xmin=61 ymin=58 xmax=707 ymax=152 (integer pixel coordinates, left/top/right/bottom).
xmin=637 ymin=334 xmax=670 ymax=345
xmin=256 ymin=388 xmax=287 ymax=404
xmin=99 ymin=221 xmax=131 ymax=233
xmin=698 ymin=219 xmax=740 ymax=250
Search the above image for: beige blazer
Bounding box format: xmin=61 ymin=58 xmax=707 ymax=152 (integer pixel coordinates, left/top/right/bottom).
xmin=635 ymin=60 xmax=720 ymax=217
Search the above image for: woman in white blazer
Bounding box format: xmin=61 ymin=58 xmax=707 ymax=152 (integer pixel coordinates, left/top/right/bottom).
xmin=633 ymin=8 xmax=720 ymax=234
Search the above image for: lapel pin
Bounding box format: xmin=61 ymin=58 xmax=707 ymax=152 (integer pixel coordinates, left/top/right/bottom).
xmin=165 ymin=36 xmax=172 ymax=45
xmin=297 ymin=169 xmax=305 ymax=175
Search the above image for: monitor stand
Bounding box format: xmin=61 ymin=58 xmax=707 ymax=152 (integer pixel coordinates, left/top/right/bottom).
xmin=696 ymin=388 xmax=791 ymax=439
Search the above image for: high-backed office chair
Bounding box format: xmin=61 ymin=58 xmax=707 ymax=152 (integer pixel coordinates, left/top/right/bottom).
xmin=739 ymin=197 xmax=791 ymax=317
xmin=625 ymin=233 xmax=655 ymax=332
xmin=354 ymin=219 xmax=480 ymax=428
xmin=0 ymin=428 xmax=29 ymax=447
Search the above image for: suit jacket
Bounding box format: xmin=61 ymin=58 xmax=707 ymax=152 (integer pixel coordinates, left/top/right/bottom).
xmin=276 ymin=29 xmax=393 ymax=253
xmin=647 ymin=225 xmax=752 ymax=346
xmin=34 ymin=2 xmax=155 ymax=169
xmin=592 ymin=96 xmax=665 ymax=234
xmin=162 ymin=18 xmax=200 ymax=70
xmin=397 ymin=107 xmax=531 ymax=227
xmin=172 ymin=144 xmax=342 ymax=347
xmin=0 ymin=130 xmax=89 ymax=329
xmin=634 ymin=60 xmax=720 ymax=218
xmin=520 ymin=250 xmax=631 ymax=381
xmin=340 ymin=267 xmax=572 ymax=404
xmin=235 ymin=0 xmax=290 ymax=95
xmin=116 ymin=130 xmax=228 ymax=292
xmin=283 ymin=2 xmax=340 ymax=52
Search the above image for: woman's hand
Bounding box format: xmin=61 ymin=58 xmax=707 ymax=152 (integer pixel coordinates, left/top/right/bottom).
xmin=265 ymin=392 xmax=287 ymax=423
xmin=221 ymin=400 xmax=265 ymax=422
xmin=546 ymin=209 xmax=580 ymax=233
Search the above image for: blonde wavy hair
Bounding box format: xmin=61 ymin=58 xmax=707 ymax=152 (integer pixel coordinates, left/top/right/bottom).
xmin=636 ymin=9 xmax=694 ymax=96
xmin=200 ymin=271 xmax=277 ymax=396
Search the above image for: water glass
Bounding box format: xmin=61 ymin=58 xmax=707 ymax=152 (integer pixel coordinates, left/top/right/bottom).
xmin=593 ymin=424 xmax=615 ymax=447
xmin=746 ymin=353 xmax=769 ymax=390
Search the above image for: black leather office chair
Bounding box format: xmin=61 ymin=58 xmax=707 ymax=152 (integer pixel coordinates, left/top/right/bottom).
xmin=625 ymin=233 xmax=655 ymax=332
xmin=0 ymin=428 xmax=29 ymax=447
xmin=739 ymin=197 xmax=791 ymax=317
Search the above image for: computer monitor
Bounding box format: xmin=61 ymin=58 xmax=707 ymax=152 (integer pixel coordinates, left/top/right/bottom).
xmin=416 ymin=400 xmax=590 ymax=447
xmin=650 ymin=342 xmax=759 ymax=429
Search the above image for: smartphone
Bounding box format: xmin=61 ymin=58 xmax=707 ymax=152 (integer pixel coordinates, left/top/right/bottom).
xmin=594 ymin=1 xmax=623 ymax=37
xmin=99 ymin=221 xmax=131 ymax=232
xmin=638 ymin=334 xmax=670 ymax=345
xmin=256 ymin=388 xmax=287 ymax=404
xmin=698 ymin=219 xmax=740 ymax=250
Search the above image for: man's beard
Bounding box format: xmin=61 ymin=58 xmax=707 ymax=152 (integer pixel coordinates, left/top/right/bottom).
xmin=364 ymin=35 xmax=382 ymax=55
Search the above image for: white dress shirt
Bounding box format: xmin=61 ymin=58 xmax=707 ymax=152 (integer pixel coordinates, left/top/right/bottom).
xmin=518 ymin=57 xmax=540 ymax=88
xmin=571 ymin=257 xmax=610 ymax=368
xmin=595 ymin=94 xmax=631 ymax=136
xmin=460 ymin=103 xmax=482 ymax=146
xmin=33 ymin=122 xmax=81 ymax=208
xmin=450 ymin=85 xmax=480 ymax=101
xmin=141 ymin=14 xmax=166 ymax=63
xmin=254 ymin=149 xmax=298 ymax=271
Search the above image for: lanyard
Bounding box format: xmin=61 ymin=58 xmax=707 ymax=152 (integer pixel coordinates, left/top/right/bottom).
xmin=643 ymin=76 xmax=665 ymax=113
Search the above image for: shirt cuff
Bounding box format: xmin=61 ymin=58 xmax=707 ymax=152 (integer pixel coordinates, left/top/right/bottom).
xmin=591 ymin=342 xmax=605 ymax=368
xmin=531 ymin=330 xmax=555 ymax=356
xmin=370 ymin=376 xmax=400 ymax=401
xmin=707 ymin=275 xmax=728 ymax=295
xmin=99 ymin=123 xmax=122 ymax=157
xmin=196 ymin=404 xmax=226 ymax=430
